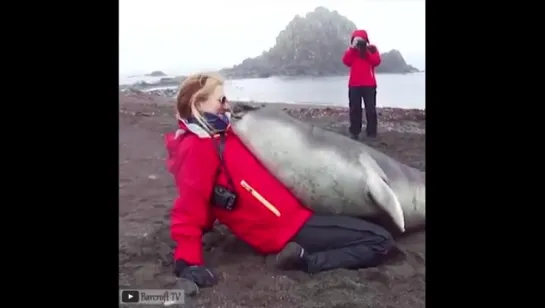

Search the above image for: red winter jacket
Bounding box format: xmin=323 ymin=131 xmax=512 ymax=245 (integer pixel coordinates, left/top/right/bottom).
xmin=342 ymin=29 xmax=382 ymax=87
xmin=165 ymin=120 xmax=312 ymax=265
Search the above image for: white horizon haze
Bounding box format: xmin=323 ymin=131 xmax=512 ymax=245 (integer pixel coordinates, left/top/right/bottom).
xmin=119 ymin=0 xmax=425 ymax=76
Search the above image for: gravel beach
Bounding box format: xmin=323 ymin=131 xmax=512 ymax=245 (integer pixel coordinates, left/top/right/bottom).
xmin=119 ymin=91 xmax=425 ymax=308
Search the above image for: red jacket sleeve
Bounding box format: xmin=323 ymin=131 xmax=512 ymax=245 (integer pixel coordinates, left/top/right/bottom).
xmin=342 ymin=48 xmax=358 ymax=67
xmin=171 ymin=138 xmax=217 ymax=265
xmin=366 ymin=45 xmax=381 ymax=67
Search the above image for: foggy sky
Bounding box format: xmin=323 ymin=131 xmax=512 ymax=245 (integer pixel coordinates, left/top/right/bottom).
xmin=119 ymin=0 xmax=425 ymax=76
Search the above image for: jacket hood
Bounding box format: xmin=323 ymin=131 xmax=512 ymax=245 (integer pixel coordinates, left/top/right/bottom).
xmin=165 ymin=131 xmax=182 ymax=175
xmin=351 ymin=29 xmax=369 ymax=42
xmin=164 ymin=119 xmax=209 ymax=175
xmin=164 ymin=118 xmax=232 ymax=174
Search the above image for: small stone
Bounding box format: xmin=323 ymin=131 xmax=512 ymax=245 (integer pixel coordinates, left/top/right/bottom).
xmin=148 ymin=174 xmax=158 ymax=180
xmin=177 ymin=278 xmax=199 ymax=297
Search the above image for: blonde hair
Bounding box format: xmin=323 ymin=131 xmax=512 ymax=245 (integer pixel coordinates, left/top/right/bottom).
xmin=176 ymin=72 xmax=224 ymax=133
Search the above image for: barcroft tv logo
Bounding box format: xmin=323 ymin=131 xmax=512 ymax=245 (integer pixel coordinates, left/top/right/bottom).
xmin=120 ymin=289 xmax=185 ymax=305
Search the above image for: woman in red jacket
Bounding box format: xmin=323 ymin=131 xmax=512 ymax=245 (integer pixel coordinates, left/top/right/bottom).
xmin=342 ymin=29 xmax=382 ymax=139
xmin=165 ymin=72 xmax=394 ymax=288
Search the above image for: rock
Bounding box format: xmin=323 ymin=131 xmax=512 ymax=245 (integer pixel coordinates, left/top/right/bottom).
xmin=376 ymin=50 xmax=419 ymax=74
xmin=146 ymin=70 xmax=167 ymax=77
xmin=220 ymin=7 xmax=418 ymax=79
xmin=123 ymin=76 xmax=186 ymax=93
xmin=177 ymin=279 xmax=199 ymax=297
xmin=125 ymin=81 xmax=153 ymax=91
xmin=149 ymin=88 xmax=178 ymax=98
xmin=158 ymin=76 xmax=186 ymax=85
xmin=157 ymin=77 xmax=177 ymax=85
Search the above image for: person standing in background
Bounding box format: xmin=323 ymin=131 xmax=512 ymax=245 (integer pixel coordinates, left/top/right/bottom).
xmin=342 ymin=29 xmax=381 ymax=139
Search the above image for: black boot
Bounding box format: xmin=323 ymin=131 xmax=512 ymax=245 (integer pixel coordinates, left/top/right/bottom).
xmin=350 ymin=133 xmax=359 ymax=141
xmin=275 ymin=242 xmax=308 ymax=270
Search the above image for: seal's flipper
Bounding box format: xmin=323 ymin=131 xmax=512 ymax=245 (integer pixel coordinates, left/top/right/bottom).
xmin=359 ymin=153 xmax=405 ymax=232
xmin=367 ymin=176 xmax=405 ymax=232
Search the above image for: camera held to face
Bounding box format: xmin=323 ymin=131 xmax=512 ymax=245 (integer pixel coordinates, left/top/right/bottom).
xmin=354 ymin=37 xmax=368 ymax=50
xmin=212 ymin=185 xmax=237 ymax=211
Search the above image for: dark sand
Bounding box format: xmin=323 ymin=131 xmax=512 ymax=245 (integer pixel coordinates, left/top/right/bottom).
xmin=119 ymin=92 xmax=425 ymax=308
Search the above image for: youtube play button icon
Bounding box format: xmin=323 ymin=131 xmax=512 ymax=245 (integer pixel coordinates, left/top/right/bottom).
xmin=121 ymin=290 xmax=140 ymax=303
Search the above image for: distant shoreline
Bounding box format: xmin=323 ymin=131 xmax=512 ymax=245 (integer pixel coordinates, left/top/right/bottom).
xmin=120 ymin=71 xmax=425 ymax=89
xmin=120 ymin=73 xmax=425 ymax=110
xmin=119 ymin=91 xmax=425 ymax=136
xmin=119 ymin=90 xmax=425 ymax=113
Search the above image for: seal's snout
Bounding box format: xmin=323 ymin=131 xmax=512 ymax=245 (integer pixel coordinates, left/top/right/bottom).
xmin=231 ymin=103 xmax=265 ymax=120
xmin=231 ymin=112 xmax=244 ymax=120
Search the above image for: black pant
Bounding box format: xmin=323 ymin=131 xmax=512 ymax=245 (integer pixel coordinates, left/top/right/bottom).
xmin=348 ymin=86 xmax=378 ymax=137
xmin=292 ymin=214 xmax=394 ymax=274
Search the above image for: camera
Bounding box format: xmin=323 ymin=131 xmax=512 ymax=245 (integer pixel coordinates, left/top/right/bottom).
xmin=212 ymin=185 xmax=237 ymax=211
xmin=356 ymin=40 xmax=368 ymax=52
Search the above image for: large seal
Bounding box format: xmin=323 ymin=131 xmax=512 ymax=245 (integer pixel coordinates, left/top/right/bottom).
xmin=231 ymin=106 xmax=425 ymax=233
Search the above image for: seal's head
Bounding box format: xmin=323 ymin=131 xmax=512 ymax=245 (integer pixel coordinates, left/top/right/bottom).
xmin=230 ymin=102 xmax=265 ymax=121
xmin=176 ymin=72 xmax=231 ymax=133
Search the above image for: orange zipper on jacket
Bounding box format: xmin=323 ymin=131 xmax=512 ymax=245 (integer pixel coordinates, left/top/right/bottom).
xmin=240 ymin=180 xmax=281 ymax=217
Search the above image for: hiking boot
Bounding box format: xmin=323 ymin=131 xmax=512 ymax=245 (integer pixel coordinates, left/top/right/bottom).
xmin=275 ymin=242 xmax=307 ymax=270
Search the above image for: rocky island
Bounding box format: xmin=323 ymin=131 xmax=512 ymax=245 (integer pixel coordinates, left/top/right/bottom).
xmin=120 ymin=6 xmax=419 ymax=92
xmin=220 ymin=7 xmax=419 ymax=79
xmin=145 ymin=71 xmax=167 ymax=77
xmin=119 ymin=75 xmax=186 ymax=92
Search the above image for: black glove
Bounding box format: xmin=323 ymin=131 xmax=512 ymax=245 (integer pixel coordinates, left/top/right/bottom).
xmin=174 ymin=260 xmax=217 ymax=287
xmin=368 ymin=45 xmax=377 ymax=53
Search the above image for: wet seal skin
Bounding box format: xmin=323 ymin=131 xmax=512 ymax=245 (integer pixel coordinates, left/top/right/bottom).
xmin=230 ymin=107 xmax=425 ymax=234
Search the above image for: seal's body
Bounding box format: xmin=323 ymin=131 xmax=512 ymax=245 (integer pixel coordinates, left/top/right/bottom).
xmin=231 ymin=107 xmax=425 ymax=233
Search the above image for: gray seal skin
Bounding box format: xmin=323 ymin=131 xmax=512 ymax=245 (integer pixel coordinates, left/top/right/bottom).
xmin=230 ymin=106 xmax=425 ymax=233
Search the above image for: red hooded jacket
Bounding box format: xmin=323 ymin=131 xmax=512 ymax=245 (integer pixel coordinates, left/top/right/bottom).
xmin=342 ymin=29 xmax=381 ymax=87
xmin=165 ymin=120 xmax=312 ymax=265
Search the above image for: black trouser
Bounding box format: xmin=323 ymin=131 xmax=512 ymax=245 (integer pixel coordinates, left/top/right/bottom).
xmin=292 ymin=214 xmax=394 ymax=274
xmin=348 ymin=86 xmax=378 ymax=137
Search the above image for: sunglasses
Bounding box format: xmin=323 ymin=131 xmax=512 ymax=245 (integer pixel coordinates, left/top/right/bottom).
xmin=197 ymin=75 xmax=228 ymax=105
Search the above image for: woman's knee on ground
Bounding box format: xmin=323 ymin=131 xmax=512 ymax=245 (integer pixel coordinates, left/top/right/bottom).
xmin=368 ymin=225 xmax=396 ymax=256
xmin=358 ymin=232 xmax=395 ymax=268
